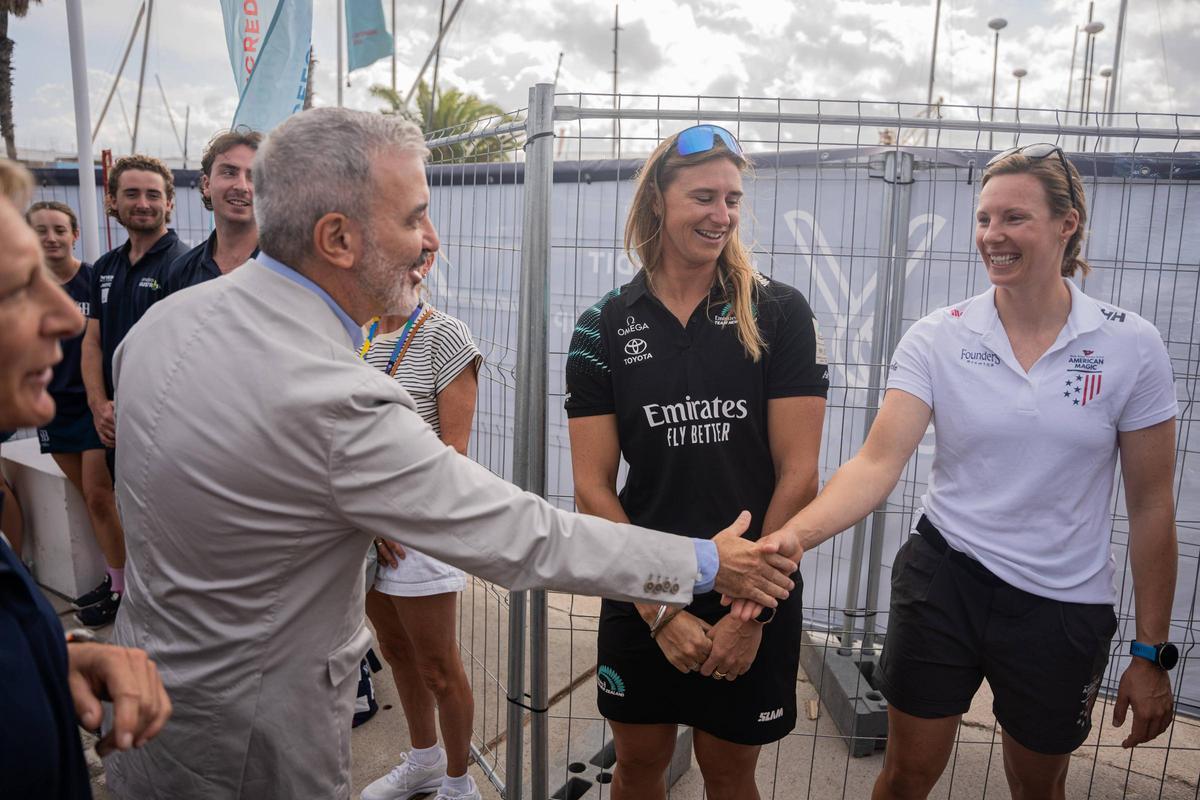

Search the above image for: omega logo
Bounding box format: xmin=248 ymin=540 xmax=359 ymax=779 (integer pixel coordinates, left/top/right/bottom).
xmin=624 ymin=338 xmax=647 ymax=355
xmin=618 ymin=315 xmax=650 ymax=336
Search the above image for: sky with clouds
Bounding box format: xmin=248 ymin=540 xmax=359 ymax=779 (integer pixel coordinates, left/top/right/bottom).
xmin=13 ymin=0 xmax=1199 ymax=163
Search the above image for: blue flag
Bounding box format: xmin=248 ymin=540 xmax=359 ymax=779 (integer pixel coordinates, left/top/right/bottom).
xmin=345 ymin=0 xmax=393 ymax=72
xmin=220 ymin=0 xmax=313 ymax=133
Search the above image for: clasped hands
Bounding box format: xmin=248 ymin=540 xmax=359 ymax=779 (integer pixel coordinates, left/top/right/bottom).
xmin=712 ymin=515 xmax=804 ymax=623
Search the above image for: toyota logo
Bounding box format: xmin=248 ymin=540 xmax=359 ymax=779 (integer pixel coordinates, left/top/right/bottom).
xmin=624 ymin=338 xmax=647 ymax=355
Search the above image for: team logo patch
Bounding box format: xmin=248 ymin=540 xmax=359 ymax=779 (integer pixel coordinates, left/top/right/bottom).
xmin=813 ymin=319 xmax=828 ymax=365
xmin=137 ymin=277 xmax=161 ymax=291
xmin=597 ymin=665 xmax=626 ymax=698
xmin=712 ymin=301 xmax=758 ymax=327
xmin=1064 ymin=350 xmax=1104 ymax=407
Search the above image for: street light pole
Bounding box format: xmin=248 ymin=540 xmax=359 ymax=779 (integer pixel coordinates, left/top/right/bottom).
xmin=1012 ymin=67 xmax=1026 ymax=147
xmin=987 ymin=17 xmax=1008 ymax=151
xmin=1080 ymin=19 xmax=1105 ymax=149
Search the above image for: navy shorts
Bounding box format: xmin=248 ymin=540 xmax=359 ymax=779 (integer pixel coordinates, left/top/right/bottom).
xmin=875 ymin=516 xmax=1117 ymax=755
xmin=595 ymin=585 xmax=803 ymax=746
xmin=37 ymin=406 xmax=104 ymax=454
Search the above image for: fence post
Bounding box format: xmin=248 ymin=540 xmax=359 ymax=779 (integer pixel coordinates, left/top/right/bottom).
xmin=508 ymin=81 xmax=556 ymax=800
xmin=862 ymin=150 xmax=915 ymax=653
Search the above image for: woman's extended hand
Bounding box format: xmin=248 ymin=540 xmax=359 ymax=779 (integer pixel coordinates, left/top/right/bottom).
xmin=654 ymin=611 xmax=713 ymax=674
xmin=700 ymin=614 xmax=763 ymax=681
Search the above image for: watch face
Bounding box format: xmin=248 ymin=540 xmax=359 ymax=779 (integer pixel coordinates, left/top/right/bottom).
xmin=1158 ymin=643 xmax=1180 ymax=670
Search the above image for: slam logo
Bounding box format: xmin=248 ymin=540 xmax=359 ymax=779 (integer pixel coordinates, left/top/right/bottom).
xmin=597 ymin=665 xmax=626 ymax=698
xmin=757 ymin=707 xmax=784 ymax=723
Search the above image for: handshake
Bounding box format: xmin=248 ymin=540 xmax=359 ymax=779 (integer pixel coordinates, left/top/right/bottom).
xmin=709 ymin=511 xmax=804 ymax=618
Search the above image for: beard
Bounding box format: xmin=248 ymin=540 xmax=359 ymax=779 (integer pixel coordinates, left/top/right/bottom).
xmin=359 ymin=236 xmax=425 ymax=318
xmin=120 ymin=208 xmax=167 ymax=232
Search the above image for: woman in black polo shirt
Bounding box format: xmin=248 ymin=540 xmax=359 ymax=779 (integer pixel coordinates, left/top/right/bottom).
xmin=565 ymin=125 xmax=829 ymax=799
xmin=28 ymin=201 xmax=126 ymax=628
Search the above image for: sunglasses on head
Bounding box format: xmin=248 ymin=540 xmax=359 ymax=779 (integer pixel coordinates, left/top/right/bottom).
xmin=987 ymin=143 xmax=1079 ymax=212
xmin=673 ymin=124 xmax=744 ymax=158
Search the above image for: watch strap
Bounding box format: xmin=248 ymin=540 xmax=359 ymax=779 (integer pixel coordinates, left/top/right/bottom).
xmin=1130 ymin=641 xmax=1158 ymax=664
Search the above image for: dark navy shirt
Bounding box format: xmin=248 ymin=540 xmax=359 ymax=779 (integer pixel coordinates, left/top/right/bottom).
xmin=49 ymin=263 xmax=94 ymax=415
xmin=0 ymin=540 xmax=92 ymax=799
xmin=88 ymin=230 xmax=189 ymax=397
xmin=164 ymin=230 xmax=259 ymax=296
xmin=565 ymin=270 xmax=829 ymax=618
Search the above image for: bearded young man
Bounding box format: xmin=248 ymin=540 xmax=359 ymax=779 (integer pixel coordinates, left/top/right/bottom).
xmin=79 ymin=155 xmax=188 ymax=626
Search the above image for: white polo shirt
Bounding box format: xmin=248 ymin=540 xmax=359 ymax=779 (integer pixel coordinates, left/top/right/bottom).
xmin=887 ymin=278 xmax=1178 ymax=604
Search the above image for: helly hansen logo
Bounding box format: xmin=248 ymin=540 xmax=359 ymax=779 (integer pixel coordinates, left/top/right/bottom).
xmin=1100 ymin=308 xmax=1126 ymax=323
xmin=758 ymin=707 xmax=784 ymax=722
xmin=960 ymin=349 xmax=999 ymax=367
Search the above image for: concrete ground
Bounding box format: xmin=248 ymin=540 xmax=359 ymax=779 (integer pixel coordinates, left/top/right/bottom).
xmin=53 ymin=579 xmax=1198 ymax=800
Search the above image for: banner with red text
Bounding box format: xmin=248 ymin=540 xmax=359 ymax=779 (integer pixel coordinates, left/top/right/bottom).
xmin=220 ymin=0 xmax=313 ymax=133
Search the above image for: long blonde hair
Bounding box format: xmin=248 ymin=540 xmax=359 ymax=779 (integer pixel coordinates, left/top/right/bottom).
xmin=623 ymin=133 xmax=765 ymax=361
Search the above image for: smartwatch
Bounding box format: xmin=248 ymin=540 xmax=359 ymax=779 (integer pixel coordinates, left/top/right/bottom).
xmin=1130 ymin=641 xmax=1179 ymax=671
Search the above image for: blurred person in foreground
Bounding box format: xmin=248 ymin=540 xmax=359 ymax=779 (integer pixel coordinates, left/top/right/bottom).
xmin=164 ymin=128 xmax=262 ymax=295
xmin=0 ymin=159 xmax=171 ymax=800
xmin=27 ymin=201 xmax=125 ymax=627
xmin=102 ymin=107 xmax=798 ymax=800
xmin=743 ymin=145 xmax=1179 ymax=800
xmin=565 ymin=125 xmax=827 ymax=800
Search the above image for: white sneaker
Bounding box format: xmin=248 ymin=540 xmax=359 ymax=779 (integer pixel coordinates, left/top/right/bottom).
xmin=360 ymin=752 xmax=446 ymax=800
xmin=434 ymin=775 xmax=482 ymax=800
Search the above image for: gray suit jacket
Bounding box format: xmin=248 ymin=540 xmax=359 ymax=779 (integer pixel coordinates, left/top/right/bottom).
xmin=104 ymin=259 xmax=698 ymax=799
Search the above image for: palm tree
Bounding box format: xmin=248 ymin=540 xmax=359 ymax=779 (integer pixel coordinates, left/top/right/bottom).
xmin=370 ymin=81 xmax=517 ymax=163
xmin=0 ymin=0 xmax=38 ymax=160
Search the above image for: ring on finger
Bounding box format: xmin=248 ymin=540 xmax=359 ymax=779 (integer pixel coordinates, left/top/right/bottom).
xmin=713 ymin=669 xmax=727 ymax=679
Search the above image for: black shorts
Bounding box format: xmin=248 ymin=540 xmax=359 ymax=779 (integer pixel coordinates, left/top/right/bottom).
xmin=876 ymin=517 xmax=1117 ymax=755
xmin=37 ymin=406 xmax=104 ymax=454
xmin=595 ymin=585 xmax=803 ymax=746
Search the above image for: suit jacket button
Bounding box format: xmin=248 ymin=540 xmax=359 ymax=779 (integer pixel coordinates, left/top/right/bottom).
xmin=671 ymin=583 xmax=679 ymax=593
xmin=644 ymin=581 xmax=654 ymax=593
xmin=653 ymin=583 xmax=663 ymax=593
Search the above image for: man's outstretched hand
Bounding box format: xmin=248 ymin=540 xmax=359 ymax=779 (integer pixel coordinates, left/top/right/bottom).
xmin=711 ymin=512 xmax=798 ymax=608
xmin=722 ymin=528 xmax=805 ymax=621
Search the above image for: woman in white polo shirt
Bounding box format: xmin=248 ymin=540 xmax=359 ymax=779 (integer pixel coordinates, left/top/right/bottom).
xmin=743 ymin=145 xmax=1179 ymax=799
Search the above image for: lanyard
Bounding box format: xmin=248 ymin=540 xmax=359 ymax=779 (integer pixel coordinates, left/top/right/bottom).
xmin=360 ymin=304 xmax=427 ymax=376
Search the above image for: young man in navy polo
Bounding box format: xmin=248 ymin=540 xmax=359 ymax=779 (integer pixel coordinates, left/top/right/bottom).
xmin=79 ymin=154 xmax=189 ymax=626
xmin=165 ymin=129 xmax=262 ymax=295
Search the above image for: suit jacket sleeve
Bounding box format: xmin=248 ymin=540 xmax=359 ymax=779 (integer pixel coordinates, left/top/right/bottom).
xmin=328 ymin=373 xmax=698 ymax=604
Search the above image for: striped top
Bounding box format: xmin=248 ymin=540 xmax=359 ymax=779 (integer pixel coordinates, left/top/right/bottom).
xmin=363 ymin=305 xmax=482 ymax=436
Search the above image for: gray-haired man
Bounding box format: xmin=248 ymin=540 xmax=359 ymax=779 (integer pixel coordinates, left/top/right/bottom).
xmin=102 ymin=108 xmax=797 ymax=800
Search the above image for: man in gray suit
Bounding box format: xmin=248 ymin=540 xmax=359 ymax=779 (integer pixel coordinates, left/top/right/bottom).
xmin=103 ymin=108 xmax=798 ymax=800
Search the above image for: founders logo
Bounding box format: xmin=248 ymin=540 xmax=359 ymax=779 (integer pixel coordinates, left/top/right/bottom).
xmin=598 ymin=665 xmax=626 ymax=698
xmin=618 ymin=315 xmax=649 ymax=336
xmin=623 ymin=337 xmax=653 ymax=365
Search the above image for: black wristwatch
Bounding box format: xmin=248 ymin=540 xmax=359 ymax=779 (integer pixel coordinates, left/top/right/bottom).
xmin=1130 ymin=641 xmax=1179 ymax=671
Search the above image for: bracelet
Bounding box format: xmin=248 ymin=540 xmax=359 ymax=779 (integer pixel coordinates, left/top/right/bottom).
xmin=650 ymin=607 xmax=682 ymax=639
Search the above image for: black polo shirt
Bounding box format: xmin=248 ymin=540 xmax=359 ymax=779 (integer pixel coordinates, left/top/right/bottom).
xmin=49 ymin=263 xmax=93 ymax=415
xmin=88 ymin=229 xmax=189 ymax=397
xmin=565 ymin=270 xmax=829 ymax=548
xmin=164 ymin=230 xmax=259 ymax=296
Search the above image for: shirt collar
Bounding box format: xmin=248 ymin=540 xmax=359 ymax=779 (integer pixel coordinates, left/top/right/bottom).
xmin=620 ymin=268 xmax=732 ymax=309
xmin=961 ymin=278 xmax=1107 ymax=341
xmin=202 ymin=230 xmax=262 ymax=276
xmin=257 ymin=252 xmax=364 ymax=349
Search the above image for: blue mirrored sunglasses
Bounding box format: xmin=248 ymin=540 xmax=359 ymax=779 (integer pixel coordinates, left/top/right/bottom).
xmin=674 ymin=124 xmax=743 ymax=157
